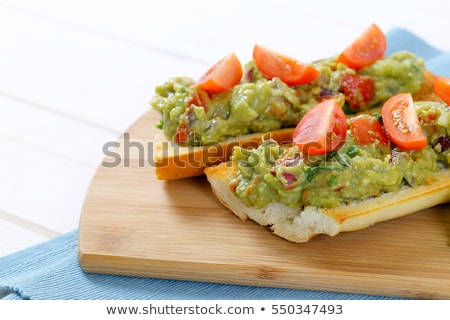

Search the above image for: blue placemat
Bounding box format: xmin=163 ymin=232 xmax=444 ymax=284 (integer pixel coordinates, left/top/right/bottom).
xmin=1 ymin=28 xmax=448 ymax=300
xmin=386 ymin=28 xmax=449 ymax=76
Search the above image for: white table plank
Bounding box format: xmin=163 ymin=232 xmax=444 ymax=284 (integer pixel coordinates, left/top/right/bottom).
xmin=0 ymin=93 xmax=121 ymax=254
xmin=0 ymin=139 xmax=95 ymax=234
xmin=0 ymin=218 xmax=53 ymax=257
xmin=0 ymin=4 xmax=206 ymax=133
xmin=0 ymin=95 xmax=118 ymax=168
xmin=276 ymin=0 xmax=450 ymax=53
xmin=2 ymin=0 xmax=449 ymax=60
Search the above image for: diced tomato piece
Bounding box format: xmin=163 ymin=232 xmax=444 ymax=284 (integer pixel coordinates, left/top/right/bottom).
xmin=381 ymin=93 xmax=427 ymax=150
xmin=198 ymin=53 xmax=243 ymax=93
xmin=350 ymin=115 xmax=389 ymax=145
xmin=293 ymin=99 xmax=347 ymax=155
xmin=337 ymin=24 xmax=387 ymax=69
xmin=175 ymin=123 xmax=190 ymax=143
xmin=433 ymin=75 xmax=450 ymax=105
xmin=253 ymin=44 xmax=319 ymax=86
xmin=340 ymin=73 xmax=375 ymax=111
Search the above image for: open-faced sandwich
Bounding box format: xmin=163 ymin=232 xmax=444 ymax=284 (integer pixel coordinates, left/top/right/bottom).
xmin=150 ymin=24 xmax=442 ymax=180
xmin=205 ymin=85 xmax=450 ymax=242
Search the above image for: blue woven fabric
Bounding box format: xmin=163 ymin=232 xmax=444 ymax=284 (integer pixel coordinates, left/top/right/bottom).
xmin=0 ymin=28 xmax=448 ymax=300
xmin=386 ymin=28 xmax=449 ymax=76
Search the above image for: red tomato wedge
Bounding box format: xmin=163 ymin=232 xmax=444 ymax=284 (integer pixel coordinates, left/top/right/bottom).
xmin=253 ymin=44 xmax=319 ymax=86
xmin=433 ymin=75 xmax=450 ymax=105
xmin=350 ymin=115 xmax=389 ymax=145
xmin=381 ymin=93 xmax=427 ymax=150
xmin=293 ymin=99 xmax=347 ymax=155
xmin=197 ymin=53 xmax=243 ymax=93
xmin=337 ymin=23 xmax=387 ymax=70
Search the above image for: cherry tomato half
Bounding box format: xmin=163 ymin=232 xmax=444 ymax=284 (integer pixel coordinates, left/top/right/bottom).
xmin=197 ymin=53 xmax=243 ymax=93
xmin=253 ymin=44 xmax=319 ymax=86
xmin=293 ymin=99 xmax=347 ymax=155
xmin=381 ymin=93 xmax=427 ymax=150
xmin=433 ymin=75 xmax=450 ymax=105
xmin=337 ymin=23 xmax=387 ymax=70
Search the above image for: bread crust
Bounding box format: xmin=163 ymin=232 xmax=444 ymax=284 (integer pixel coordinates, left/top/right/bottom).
xmin=153 ymin=70 xmax=441 ymax=180
xmin=153 ymin=129 xmax=294 ymax=180
xmin=204 ymin=162 xmax=450 ymax=242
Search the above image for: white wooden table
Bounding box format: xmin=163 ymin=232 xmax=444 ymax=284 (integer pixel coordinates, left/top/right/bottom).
xmin=1 ymin=0 xmax=449 ymax=257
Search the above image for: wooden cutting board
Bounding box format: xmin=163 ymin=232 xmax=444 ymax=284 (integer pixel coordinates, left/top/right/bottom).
xmin=78 ymin=109 xmax=450 ymax=299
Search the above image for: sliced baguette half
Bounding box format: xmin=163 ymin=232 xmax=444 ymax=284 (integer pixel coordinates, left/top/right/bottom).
xmin=204 ymin=161 xmax=450 ymax=243
xmin=153 ymin=128 xmax=294 ymax=180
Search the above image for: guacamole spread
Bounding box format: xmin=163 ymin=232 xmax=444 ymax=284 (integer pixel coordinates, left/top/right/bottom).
xmin=230 ymin=102 xmax=450 ymax=209
xmin=150 ymin=51 xmax=425 ymax=146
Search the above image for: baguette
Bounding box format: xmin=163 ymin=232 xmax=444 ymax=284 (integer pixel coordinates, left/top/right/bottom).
xmin=153 ymin=70 xmax=441 ymax=180
xmin=204 ymin=95 xmax=450 ymax=242
xmin=205 ymin=161 xmax=450 ymax=243
xmin=152 ymin=128 xmax=294 ymax=180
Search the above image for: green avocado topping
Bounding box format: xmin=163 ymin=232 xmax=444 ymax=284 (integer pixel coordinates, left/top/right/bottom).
xmin=150 ymin=51 xmax=424 ymax=146
xmin=230 ymin=102 xmax=450 ymax=209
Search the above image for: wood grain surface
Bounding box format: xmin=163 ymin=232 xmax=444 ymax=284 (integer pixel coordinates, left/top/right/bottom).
xmin=78 ymin=109 xmax=450 ymax=299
